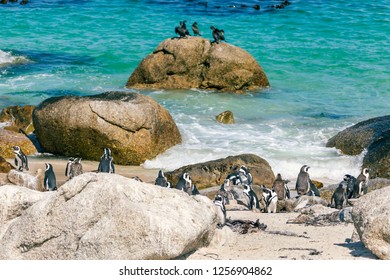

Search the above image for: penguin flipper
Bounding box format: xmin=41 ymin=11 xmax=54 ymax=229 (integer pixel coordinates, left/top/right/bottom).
xmin=309 ymin=180 xmax=320 ymax=197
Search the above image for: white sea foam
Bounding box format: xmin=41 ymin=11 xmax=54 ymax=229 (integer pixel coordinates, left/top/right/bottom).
xmin=143 ymin=113 xmax=363 ymax=186
xmin=0 ymin=50 xmax=30 ymax=67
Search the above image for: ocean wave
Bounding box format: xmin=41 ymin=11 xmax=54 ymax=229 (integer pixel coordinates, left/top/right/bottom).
xmin=0 ymin=50 xmax=30 ymax=67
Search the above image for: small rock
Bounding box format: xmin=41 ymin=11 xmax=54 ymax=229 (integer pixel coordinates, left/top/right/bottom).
xmin=216 ymin=111 xmax=235 ymax=124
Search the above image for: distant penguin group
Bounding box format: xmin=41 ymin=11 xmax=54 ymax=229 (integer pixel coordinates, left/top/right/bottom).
xmin=330 ymin=168 xmax=370 ymax=209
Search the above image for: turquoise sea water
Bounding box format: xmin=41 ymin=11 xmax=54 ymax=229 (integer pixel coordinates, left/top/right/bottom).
xmin=1 ymin=0 xmax=389 ymax=182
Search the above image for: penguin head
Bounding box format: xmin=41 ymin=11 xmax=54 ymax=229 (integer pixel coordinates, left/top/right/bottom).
xmin=210 ymin=26 xmax=215 ymax=30
xmin=300 ymin=165 xmax=310 ymax=173
xmin=45 ymin=163 xmax=52 ymax=171
xmin=343 ymin=174 xmax=351 ymax=181
xmin=158 ymin=169 xmax=165 ymax=178
xmin=68 ymin=157 xmax=75 ymax=163
xmin=239 ymin=165 xmax=249 ymax=174
xmin=103 ymin=147 xmax=111 ymax=157
xmin=74 ymin=158 xmax=81 ymax=164
xmin=362 ymin=168 xmax=369 ymax=177
xmin=12 ymin=146 xmax=21 ymax=152
xmin=243 ymin=184 xmax=251 ymax=194
xmin=276 ymin=173 xmax=283 ymax=181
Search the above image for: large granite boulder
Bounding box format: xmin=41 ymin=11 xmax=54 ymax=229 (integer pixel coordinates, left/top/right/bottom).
xmin=126 ymin=37 xmax=269 ymax=93
xmin=362 ymin=130 xmax=390 ymax=178
xmin=7 ymin=169 xmax=45 ymax=192
xmin=0 ymin=172 xmax=217 ymax=259
xmin=352 ymin=186 xmax=390 ymax=260
xmin=0 ymin=105 xmax=35 ymax=134
xmin=0 ymin=157 xmax=14 ymax=173
xmin=165 ymin=154 xmax=275 ymax=189
xmin=32 ymin=91 xmax=182 ymax=165
xmin=326 ymin=115 xmax=390 ymax=155
xmin=326 ymin=115 xmax=390 ymax=178
xmin=0 ymin=129 xmax=38 ymax=158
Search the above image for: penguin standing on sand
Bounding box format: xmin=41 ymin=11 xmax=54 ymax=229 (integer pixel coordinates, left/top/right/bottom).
xmin=243 ymin=184 xmax=261 ymax=212
xmin=331 ymin=182 xmax=347 ymax=209
xmin=262 ymin=186 xmax=278 ymax=213
xmin=175 ymin=172 xmax=192 ymax=193
xmin=44 ymin=163 xmax=57 ymax=191
xmin=295 ymin=165 xmax=320 ymax=197
xmin=98 ymin=147 xmax=115 ymax=173
xmin=69 ymin=158 xmax=83 ymax=179
xmin=353 ymin=168 xmax=369 ymax=198
xmin=65 ymin=157 xmax=75 ymax=179
xmin=272 ymin=173 xmax=290 ymax=200
xmin=213 ymin=194 xmax=226 ymax=226
xmin=13 ymin=145 xmax=29 ymax=172
xmin=155 ymin=170 xmax=171 ymax=188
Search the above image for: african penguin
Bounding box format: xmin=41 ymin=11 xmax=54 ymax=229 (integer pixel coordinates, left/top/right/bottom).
xmin=191 ymin=184 xmax=200 ymax=195
xmin=353 ymin=168 xmax=369 ymax=198
xmin=272 ymin=173 xmax=289 ymax=200
xmin=98 ymin=147 xmax=115 ymax=173
xmin=175 ymin=172 xmax=192 ymax=193
xmin=13 ymin=145 xmax=29 ymax=172
xmin=238 ymin=165 xmax=253 ymax=185
xmin=243 ymin=184 xmax=261 ymax=212
xmin=69 ymin=158 xmax=83 ymax=179
xmin=192 ymin=22 xmax=201 ymax=36
xmin=213 ymin=194 xmax=226 ymax=226
xmin=65 ymin=157 xmax=75 ymax=179
xmin=295 ymin=165 xmax=320 ymax=197
xmin=217 ymin=179 xmax=230 ymax=204
xmin=44 ymin=163 xmax=57 ymax=191
xmin=331 ymin=182 xmax=347 ymax=209
xmin=262 ymin=186 xmax=278 ymax=213
xmin=343 ymin=174 xmax=356 ymax=199
xmin=225 ymin=170 xmax=241 ymax=186
xmin=154 ymin=170 xmax=170 ymax=188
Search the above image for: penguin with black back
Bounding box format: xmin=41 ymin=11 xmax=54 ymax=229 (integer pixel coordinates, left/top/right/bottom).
xmin=44 ymin=163 xmax=57 ymax=191
xmin=98 ymin=147 xmax=115 ymax=173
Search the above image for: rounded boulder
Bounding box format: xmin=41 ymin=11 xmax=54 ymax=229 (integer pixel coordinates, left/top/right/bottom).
xmin=32 ymin=91 xmax=182 ymax=165
xmin=126 ymin=37 xmax=269 ymax=93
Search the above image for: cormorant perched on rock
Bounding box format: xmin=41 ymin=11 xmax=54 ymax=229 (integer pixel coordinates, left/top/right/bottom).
xmin=175 ymin=21 xmax=190 ymax=38
xmin=210 ymin=26 xmax=226 ymax=44
xmin=192 ymin=22 xmax=201 ymax=36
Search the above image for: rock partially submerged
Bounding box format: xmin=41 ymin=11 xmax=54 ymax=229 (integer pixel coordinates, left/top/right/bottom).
xmin=326 ymin=115 xmax=390 ymax=178
xmin=352 ymin=186 xmax=390 ymax=260
xmin=126 ymin=37 xmax=269 ymax=93
xmin=0 ymin=173 xmax=217 ymax=260
xmin=32 ymin=91 xmax=182 ymax=165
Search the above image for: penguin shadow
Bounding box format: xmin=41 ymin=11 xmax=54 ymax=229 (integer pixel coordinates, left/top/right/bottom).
xmin=334 ymin=241 xmax=378 ymax=259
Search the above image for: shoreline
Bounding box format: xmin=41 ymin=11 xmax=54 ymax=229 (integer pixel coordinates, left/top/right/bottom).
xmin=0 ymin=156 xmax=379 ymax=260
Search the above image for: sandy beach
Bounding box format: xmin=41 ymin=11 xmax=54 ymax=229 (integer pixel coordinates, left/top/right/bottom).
xmin=1 ymin=156 xmax=378 ymax=260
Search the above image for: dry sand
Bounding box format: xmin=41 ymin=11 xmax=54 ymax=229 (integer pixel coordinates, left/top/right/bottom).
xmin=1 ymin=156 xmax=378 ymax=260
